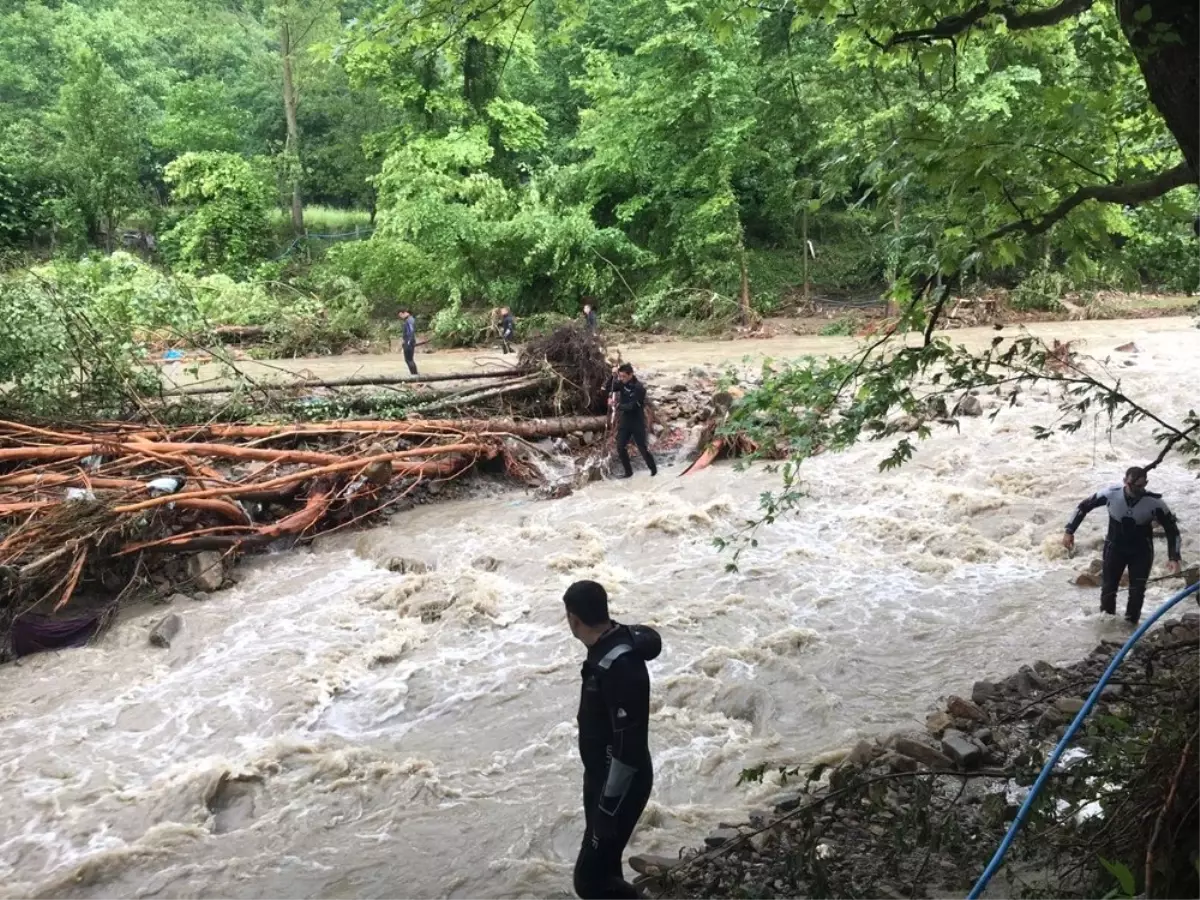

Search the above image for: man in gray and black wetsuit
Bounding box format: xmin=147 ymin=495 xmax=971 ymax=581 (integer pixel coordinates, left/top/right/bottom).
xmin=1062 ymin=466 xmax=1183 ymax=625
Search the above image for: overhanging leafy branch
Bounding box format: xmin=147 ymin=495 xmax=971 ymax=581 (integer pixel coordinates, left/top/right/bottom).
xmin=981 ymin=163 xmax=1195 ymax=242
xmin=883 ymin=0 xmax=1099 ymax=47
xmin=716 ymin=331 xmax=1199 ymax=558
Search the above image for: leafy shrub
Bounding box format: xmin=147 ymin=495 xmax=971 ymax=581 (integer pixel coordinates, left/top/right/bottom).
xmin=1119 ymin=199 xmax=1200 ymax=294
xmin=161 ymin=152 xmax=273 ymax=276
xmin=818 ymin=317 xmax=857 ymax=336
xmin=520 ymin=310 xmax=575 ymax=337
xmin=1011 ymin=269 xmax=1068 ymax=312
xmin=630 ymin=288 xmax=739 ymax=332
xmin=429 ymin=296 xmax=491 ymax=347
xmin=0 ymin=273 xmax=162 ymax=417
xmin=363 ymin=130 xmax=647 ymax=315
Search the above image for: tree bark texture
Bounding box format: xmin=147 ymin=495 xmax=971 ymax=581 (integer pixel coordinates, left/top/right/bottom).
xmin=1117 ymin=0 xmax=1199 ymax=179
xmin=281 ymin=23 xmax=305 ymax=234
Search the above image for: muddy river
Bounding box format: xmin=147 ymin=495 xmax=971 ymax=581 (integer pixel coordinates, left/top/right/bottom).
xmin=3 ymin=318 xmax=1197 ymax=898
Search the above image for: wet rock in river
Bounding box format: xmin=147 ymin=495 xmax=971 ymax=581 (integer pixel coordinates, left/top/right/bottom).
xmin=148 ymin=613 xmax=182 ymax=648
xmin=954 ymin=395 xmax=983 ymax=416
xmin=188 ymin=551 xmax=226 ymax=593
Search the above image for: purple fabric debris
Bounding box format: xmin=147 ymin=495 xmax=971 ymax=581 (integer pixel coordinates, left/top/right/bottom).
xmin=11 ymin=612 xmax=103 ymax=657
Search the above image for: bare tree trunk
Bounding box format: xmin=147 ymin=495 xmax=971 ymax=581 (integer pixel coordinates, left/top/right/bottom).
xmin=801 ymin=206 xmax=810 ymax=305
xmin=739 ymin=249 xmax=752 ymax=324
xmin=281 ymin=23 xmax=304 ymax=235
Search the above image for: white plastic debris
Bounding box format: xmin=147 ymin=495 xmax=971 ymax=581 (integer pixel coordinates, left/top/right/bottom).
xmin=147 ymin=476 xmax=185 ymax=497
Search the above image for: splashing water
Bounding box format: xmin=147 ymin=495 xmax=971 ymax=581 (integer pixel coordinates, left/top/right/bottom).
xmin=0 ymin=322 xmax=1196 ymax=898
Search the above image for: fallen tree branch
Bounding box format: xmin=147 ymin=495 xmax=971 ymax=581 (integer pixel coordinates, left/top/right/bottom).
xmin=122 ymin=415 xmax=610 ymax=442
xmin=112 ymin=444 xmax=491 ymax=514
xmin=163 ymin=367 xmax=535 ymax=396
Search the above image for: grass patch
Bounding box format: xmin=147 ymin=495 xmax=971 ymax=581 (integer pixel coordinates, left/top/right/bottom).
xmin=269 ymin=206 xmax=372 ymax=235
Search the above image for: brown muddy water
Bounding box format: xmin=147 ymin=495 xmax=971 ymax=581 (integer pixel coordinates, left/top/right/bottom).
xmin=3 ymin=319 xmax=1197 ymax=898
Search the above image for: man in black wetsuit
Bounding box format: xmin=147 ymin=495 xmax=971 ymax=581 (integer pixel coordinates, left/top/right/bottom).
xmin=1063 ymin=466 xmax=1183 ymax=625
xmin=606 ymin=363 xmax=657 ymax=479
xmin=564 ymin=580 xmax=661 ymax=900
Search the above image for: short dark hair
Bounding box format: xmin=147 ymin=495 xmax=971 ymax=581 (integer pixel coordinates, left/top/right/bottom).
xmin=617 ymin=363 xmax=633 ymax=375
xmin=1125 ymin=466 xmax=1147 ymax=482
xmin=398 ymin=307 xmax=410 ymax=314
xmin=563 ymin=580 xmax=609 ymax=627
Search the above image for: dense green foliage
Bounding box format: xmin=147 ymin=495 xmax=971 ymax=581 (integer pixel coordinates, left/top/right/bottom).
xmin=162 ymin=152 xmax=274 ymax=274
xmin=0 ymin=0 xmax=1195 ymax=374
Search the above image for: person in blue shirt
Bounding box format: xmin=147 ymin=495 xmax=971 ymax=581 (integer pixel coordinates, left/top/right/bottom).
xmin=398 ymin=309 xmax=418 ymax=375
xmin=498 ymin=306 xmax=516 ymax=354
xmin=583 ymin=303 xmax=597 ymax=334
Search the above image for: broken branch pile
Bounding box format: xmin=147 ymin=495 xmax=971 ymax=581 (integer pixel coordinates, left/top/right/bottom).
xmin=0 ymin=323 xmax=623 ymax=658
xmin=0 ymin=416 xmax=606 ymax=659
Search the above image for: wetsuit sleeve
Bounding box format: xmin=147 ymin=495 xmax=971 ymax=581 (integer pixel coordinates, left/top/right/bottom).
xmin=596 ymin=658 xmax=650 ymax=820
xmin=1065 ymin=491 xmax=1107 ymax=534
xmin=1153 ymin=502 xmax=1182 ymax=561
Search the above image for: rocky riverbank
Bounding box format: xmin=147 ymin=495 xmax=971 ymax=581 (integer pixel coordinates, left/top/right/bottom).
xmin=636 ymin=610 xmax=1200 ymax=900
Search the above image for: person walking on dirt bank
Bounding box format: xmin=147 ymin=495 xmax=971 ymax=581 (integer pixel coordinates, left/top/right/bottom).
xmin=606 ymin=363 xmax=657 ymax=478
xmin=498 ymin=306 xmax=516 ymax=354
xmin=564 ymin=580 xmax=661 ymax=900
xmin=1062 ymin=466 xmax=1182 ymax=625
xmin=398 ymin=309 xmax=418 ymax=375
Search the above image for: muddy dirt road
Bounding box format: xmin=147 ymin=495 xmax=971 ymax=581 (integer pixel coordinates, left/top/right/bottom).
xmin=166 ymin=316 xmax=1196 ymax=389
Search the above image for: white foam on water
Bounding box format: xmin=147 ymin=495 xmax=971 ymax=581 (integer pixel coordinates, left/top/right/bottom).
xmin=0 ymin=324 xmax=1197 ymax=897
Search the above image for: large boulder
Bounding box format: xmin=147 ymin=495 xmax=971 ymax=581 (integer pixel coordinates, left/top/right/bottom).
xmin=893 ymin=737 xmax=953 ymax=770
xmin=946 ymin=695 xmax=988 ymax=723
xmin=954 ymin=394 xmax=983 ymax=416
xmin=149 ymin=613 xmax=182 ymax=648
xmin=188 ymin=551 xmax=226 ymax=593
xmin=926 ymin=711 xmax=954 ymax=737
xmin=940 ymin=730 xmax=983 ymax=770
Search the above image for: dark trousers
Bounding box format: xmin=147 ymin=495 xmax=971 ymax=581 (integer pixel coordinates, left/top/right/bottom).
xmin=403 ymin=343 xmax=418 ymax=375
xmin=1101 ymin=540 xmax=1153 ymax=623
xmin=501 ymin=335 xmax=512 ymax=354
xmin=616 ymin=414 xmax=656 ymax=477
xmin=574 ymin=775 xmax=653 ymax=900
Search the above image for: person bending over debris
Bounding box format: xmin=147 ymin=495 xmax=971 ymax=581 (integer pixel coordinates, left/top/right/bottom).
xmin=498 ymin=306 xmax=516 ymax=354
xmin=606 ymin=363 xmax=657 ymax=479
xmin=565 ymin=580 xmax=661 ymax=900
xmin=398 ymin=309 xmax=418 ymax=375
xmin=1063 ymin=466 xmax=1182 ymax=625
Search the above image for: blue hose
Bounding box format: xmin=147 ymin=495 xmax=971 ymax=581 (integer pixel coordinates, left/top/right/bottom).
xmin=967 ymin=581 xmax=1199 ymax=899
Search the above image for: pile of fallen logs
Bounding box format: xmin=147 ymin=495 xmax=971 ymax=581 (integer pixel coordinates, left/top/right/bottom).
xmin=0 ymin=324 xmax=618 ymax=657
xmin=0 ymin=415 xmax=610 ymax=655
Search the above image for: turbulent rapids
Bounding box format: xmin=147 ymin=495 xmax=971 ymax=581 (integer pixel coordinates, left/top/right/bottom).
xmin=0 ymin=320 xmax=1196 ymax=899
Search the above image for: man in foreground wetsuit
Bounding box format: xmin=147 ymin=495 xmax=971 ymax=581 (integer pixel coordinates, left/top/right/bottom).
xmin=606 ymin=363 xmax=657 ymax=479
xmin=564 ymin=580 xmax=661 ymax=900
xmin=1062 ymin=466 xmax=1182 ymax=625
